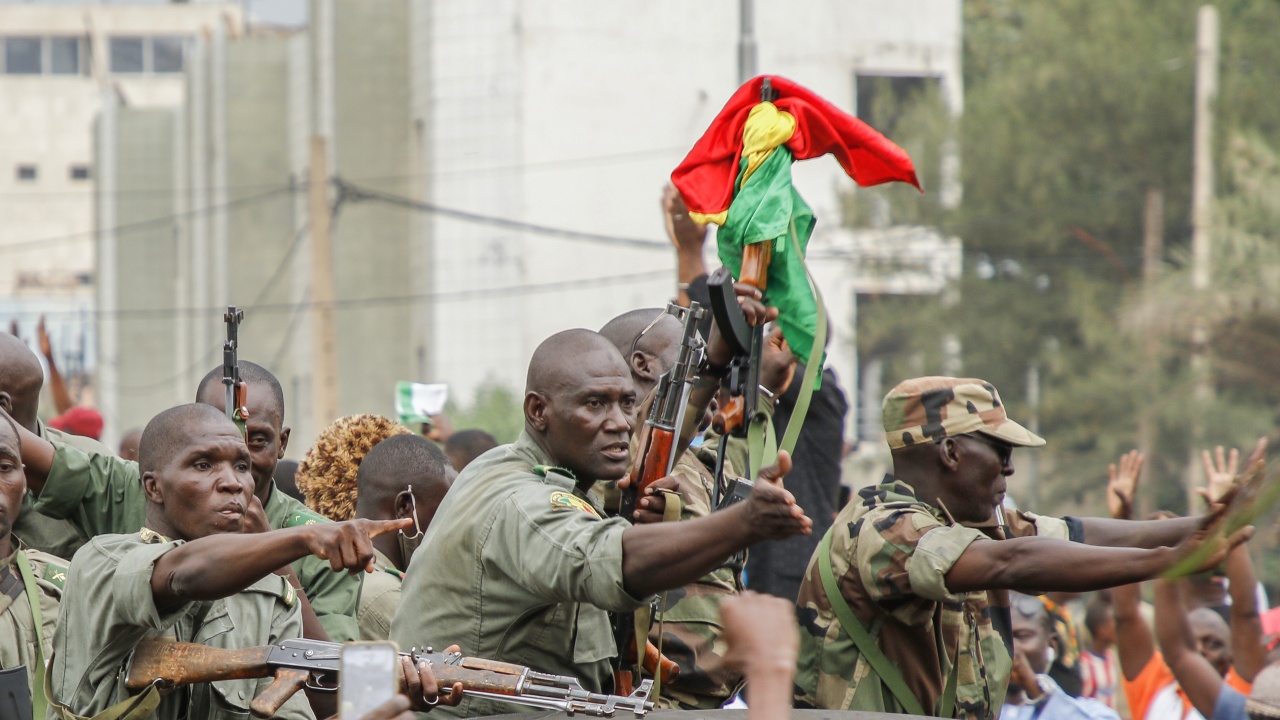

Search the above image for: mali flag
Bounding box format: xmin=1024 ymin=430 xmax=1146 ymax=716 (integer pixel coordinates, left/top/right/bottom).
xmin=671 ymin=75 xmax=921 ymax=365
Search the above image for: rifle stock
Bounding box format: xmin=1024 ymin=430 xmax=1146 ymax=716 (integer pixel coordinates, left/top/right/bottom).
xmin=126 ymin=638 xmax=273 ymax=690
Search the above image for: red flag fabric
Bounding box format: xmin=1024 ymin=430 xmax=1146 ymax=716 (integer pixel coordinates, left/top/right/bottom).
xmin=672 ymin=75 xmax=922 ymax=218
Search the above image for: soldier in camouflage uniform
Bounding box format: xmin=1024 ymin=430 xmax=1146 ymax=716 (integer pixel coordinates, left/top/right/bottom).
xmin=795 ymin=376 xmax=1247 ymax=719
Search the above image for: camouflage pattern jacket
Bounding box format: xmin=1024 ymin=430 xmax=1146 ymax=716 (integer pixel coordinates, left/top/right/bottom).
xmin=794 ymin=475 xmax=1071 ymax=719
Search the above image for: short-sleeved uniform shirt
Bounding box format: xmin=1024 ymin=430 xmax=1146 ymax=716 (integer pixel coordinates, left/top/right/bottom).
xmin=49 ymin=530 xmax=314 ymax=720
xmin=0 ymin=544 xmax=65 ymax=694
xmin=794 ymin=475 xmax=1072 ymax=719
xmin=357 ymin=549 xmax=402 ymax=641
xmin=390 ymin=432 xmax=647 ymax=718
xmin=32 ymin=442 xmax=362 ymax=642
xmin=10 ymin=422 xmax=108 ymax=559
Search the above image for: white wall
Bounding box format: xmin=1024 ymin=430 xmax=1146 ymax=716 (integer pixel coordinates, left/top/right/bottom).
xmin=425 ymin=0 xmax=962 ymax=407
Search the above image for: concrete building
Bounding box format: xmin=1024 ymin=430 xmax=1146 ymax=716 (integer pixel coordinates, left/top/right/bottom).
xmin=0 ymin=2 xmax=242 ymax=417
xmin=97 ymin=0 xmax=962 ymax=449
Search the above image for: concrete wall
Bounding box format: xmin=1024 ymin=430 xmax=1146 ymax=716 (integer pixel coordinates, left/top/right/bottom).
xmin=98 ymin=107 xmax=180 ymax=432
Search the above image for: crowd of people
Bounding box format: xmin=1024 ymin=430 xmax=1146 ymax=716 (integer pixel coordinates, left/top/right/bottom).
xmin=2 ymin=185 xmax=1280 ymax=720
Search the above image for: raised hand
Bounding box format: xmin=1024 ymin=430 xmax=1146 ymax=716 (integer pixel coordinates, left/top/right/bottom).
xmin=745 ymin=451 xmax=812 ymax=541
xmin=303 ymin=518 xmax=413 ymax=575
xmin=662 ymin=183 xmax=707 ymax=255
xmin=1107 ymin=450 xmax=1144 ymax=520
xmin=760 ymin=326 xmax=797 ymax=398
xmin=1201 ymin=445 xmax=1240 ymax=504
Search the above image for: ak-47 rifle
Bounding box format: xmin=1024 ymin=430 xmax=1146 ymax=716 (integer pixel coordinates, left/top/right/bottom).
xmin=223 ymin=306 xmax=248 ymax=434
xmin=125 ymin=637 xmax=654 ymax=719
xmin=611 ymin=301 xmax=704 ymax=696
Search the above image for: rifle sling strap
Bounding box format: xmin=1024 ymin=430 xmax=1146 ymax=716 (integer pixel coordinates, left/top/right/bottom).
xmin=747 ymin=221 xmax=824 ymax=480
xmin=43 ymin=653 xmax=163 ymax=720
xmin=15 ymin=552 xmax=47 ymax=718
xmin=817 ymin=527 xmax=927 ymax=716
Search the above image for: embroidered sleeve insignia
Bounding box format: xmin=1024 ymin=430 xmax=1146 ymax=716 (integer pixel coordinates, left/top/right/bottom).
xmin=549 ymin=490 xmax=599 ymax=518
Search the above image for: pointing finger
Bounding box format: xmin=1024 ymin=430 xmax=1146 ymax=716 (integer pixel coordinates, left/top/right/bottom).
xmin=367 ymin=517 xmax=415 ymax=538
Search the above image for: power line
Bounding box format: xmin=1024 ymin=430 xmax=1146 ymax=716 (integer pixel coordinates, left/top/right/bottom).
xmin=13 ymin=269 xmax=673 ymax=322
xmin=0 ymin=185 xmax=296 ymax=254
xmin=335 ymin=179 xmax=670 ymax=252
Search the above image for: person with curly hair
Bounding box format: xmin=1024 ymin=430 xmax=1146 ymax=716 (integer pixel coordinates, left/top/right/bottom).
xmin=295 ymin=414 xmax=412 ymax=522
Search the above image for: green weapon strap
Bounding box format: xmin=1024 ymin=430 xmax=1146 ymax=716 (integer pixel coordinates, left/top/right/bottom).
xmin=817 ymin=528 xmax=958 ymax=716
xmin=747 ymin=221 xmax=826 ymax=480
xmin=817 ymin=528 xmax=925 ymax=715
xmin=43 ymin=649 xmax=163 ymax=720
xmin=16 ymin=551 xmax=45 ymax=718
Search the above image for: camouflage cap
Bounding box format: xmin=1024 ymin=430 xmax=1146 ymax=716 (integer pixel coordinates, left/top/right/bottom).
xmin=881 ymin=376 xmax=1045 ymax=450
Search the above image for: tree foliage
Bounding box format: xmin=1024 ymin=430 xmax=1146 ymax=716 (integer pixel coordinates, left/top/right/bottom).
xmin=853 ymin=0 xmax=1280 ymax=540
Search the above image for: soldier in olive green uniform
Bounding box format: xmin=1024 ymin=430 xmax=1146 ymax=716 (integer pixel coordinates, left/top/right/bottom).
xmin=17 ymin=362 xmax=362 ymax=643
xmin=0 ymin=412 xmax=67 ymax=714
xmin=350 ymin=435 xmax=454 ymax=641
xmin=0 ymin=331 xmax=96 ymax=560
xmin=795 ymin=376 xmax=1250 ymax=719
xmin=46 ymin=404 xmax=416 ymax=720
xmin=391 ymin=329 xmax=813 ymax=719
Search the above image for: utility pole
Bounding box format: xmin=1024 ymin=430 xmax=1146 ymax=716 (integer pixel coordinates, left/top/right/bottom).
xmin=737 ymin=0 xmax=757 ymax=84
xmin=1138 ymin=188 xmax=1163 ymax=518
xmin=1186 ymin=5 xmax=1218 ymax=511
xmin=309 ymin=135 xmax=339 ymax=430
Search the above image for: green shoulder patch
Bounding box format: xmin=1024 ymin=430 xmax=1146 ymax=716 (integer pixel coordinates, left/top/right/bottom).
xmin=37 ymin=560 xmax=69 ymax=590
xmin=549 ymin=490 xmax=599 ymax=518
xmin=532 ymin=464 xmax=577 ymax=481
xmin=285 ymin=509 xmax=328 ymax=528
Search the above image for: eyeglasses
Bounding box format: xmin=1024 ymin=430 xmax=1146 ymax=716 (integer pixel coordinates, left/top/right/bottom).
xmin=629 ymin=311 xmax=667 ymax=359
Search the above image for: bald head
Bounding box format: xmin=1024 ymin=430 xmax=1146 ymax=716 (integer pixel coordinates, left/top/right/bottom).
xmin=599 ymin=309 xmax=684 ymax=397
xmin=524 ymin=329 xmax=635 ymax=483
xmin=0 ymin=334 xmax=44 ymax=431
xmin=526 ymin=329 xmax=630 ymax=396
xmin=139 ymin=403 xmax=241 ymax=475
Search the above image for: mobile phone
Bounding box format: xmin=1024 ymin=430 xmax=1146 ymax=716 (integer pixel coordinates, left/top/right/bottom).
xmin=339 ymin=642 xmax=400 ymax=720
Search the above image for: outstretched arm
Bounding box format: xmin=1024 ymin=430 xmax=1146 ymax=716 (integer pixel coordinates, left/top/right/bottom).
xmin=945 ymin=512 xmax=1250 ymax=596
xmin=150 ymin=518 xmax=410 ymax=610
xmin=1154 ymin=578 xmax=1222 ymax=717
xmin=621 ymin=452 xmax=811 ymax=597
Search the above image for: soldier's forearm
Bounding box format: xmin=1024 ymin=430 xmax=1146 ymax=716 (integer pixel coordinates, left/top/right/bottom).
xmin=620 ymin=504 xmax=753 ymax=597
xmin=945 ymin=535 xmax=1176 ymax=594
xmin=1078 ymin=515 xmax=1201 ymax=549
xmin=150 ymin=527 xmax=317 ymax=610
xmin=12 ymin=418 xmax=53 ymax=494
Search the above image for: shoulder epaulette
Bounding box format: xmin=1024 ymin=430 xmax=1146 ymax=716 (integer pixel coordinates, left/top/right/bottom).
xmin=24 ymin=551 xmax=69 ymax=590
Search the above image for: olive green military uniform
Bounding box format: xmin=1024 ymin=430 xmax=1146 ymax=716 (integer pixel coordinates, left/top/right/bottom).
xmin=48 ymin=529 xmax=313 ymax=720
xmin=793 ymin=476 xmax=1071 ymax=719
xmin=357 ymin=549 xmax=402 ymax=642
xmin=0 ymin=544 xmax=65 ymax=696
xmin=31 ymin=441 xmax=362 ymax=642
xmin=390 ymin=431 xmax=646 ymax=718
xmin=10 ymin=422 xmax=105 ymax=560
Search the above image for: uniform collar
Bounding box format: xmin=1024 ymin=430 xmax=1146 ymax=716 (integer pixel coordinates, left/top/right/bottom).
xmin=514 ymin=431 xmax=576 ymax=490
xmin=859 ymin=474 xmax=954 ymax=525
